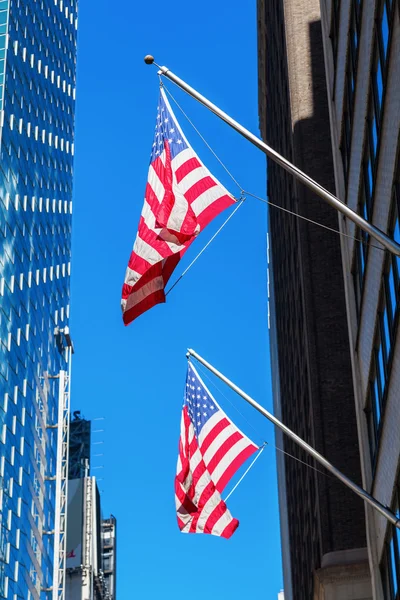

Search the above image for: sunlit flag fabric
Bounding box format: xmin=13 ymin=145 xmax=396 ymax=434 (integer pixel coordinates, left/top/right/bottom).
xmin=175 ymin=361 xmax=258 ymax=538
xmin=121 ymin=88 xmax=236 ymax=325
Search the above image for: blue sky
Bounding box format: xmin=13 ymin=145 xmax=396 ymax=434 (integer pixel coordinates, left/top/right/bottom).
xmin=70 ymin=0 xmax=283 ymax=597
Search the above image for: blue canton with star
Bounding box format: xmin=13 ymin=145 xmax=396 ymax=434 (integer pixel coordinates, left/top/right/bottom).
xmin=185 ymin=363 xmax=218 ymax=438
xmin=150 ymin=90 xmax=188 ymax=164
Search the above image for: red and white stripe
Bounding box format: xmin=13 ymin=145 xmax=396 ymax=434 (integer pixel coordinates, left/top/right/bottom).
xmin=121 ymin=89 xmax=235 ymax=325
xmin=175 ymin=408 xmax=240 ymax=538
xmin=175 ymin=364 xmax=258 ymax=538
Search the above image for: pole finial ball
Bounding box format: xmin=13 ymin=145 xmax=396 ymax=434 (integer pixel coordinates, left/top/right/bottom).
xmin=144 ymin=55 xmax=155 ymax=65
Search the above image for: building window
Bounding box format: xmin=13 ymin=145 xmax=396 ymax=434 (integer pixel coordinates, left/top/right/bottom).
xmin=340 ymin=0 xmax=363 ymax=182
xmin=353 ymin=229 xmax=368 ymax=315
xmin=367 ymin=93 xmax=379 ymax=168
xmin=381 ymin=482 xmax=400 ymax=599
xmin=342 ymin=0 xmax=395 ymax=190
xmin=348 ymin=0 xmax=362 ymax=101
xmin=366 ymin=174 xmax=400 ymax=464
xmin=376 ymin=0 xmax=392 ymax=71
xmin=330 ymin=0 xmax=341 ymax=67
xmin=366 ymin=276 xmax=395 ymax=464
xmin=366 ymin=375 xmax=381 ymax=462
xmin=341 ymin=100 xmax=351 ymax=182
xmin=351 ymin=0 xmax=397 ymax=307
xmin=352 ymin=124 xmax=383 ymax=311
xmin=372 ymin=43 xmax=384 ymax=122
xmin=363 ymin=143 xmax=374 ymax=207
xmin=388 ymin=179 xmax=400 ymax=302
xmin=372 ymin=0 xmax=396 ymax=127
xmin=352 ymin=173 xmax=372 ymax=313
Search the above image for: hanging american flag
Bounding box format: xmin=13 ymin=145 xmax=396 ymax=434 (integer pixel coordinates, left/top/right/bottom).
xmin=175 ymin=361 xmax=258 ymax=538
xmin=121 ymin=88 xmax=236 ymax=325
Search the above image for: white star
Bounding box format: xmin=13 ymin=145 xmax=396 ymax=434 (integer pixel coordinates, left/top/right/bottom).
xmin=177 ymin=139 xmax=182 ymax=144
xmin=203 ymin=412 xmax=207 ymax=417
xmin=197 ymin=412 xmax=201 ymax=417
xmin=197 ymin=422 xmax=201 ymax=426
xmin=164 ymin=118 xmax=169 ymax=123
xmin=203 ymin=404 xmax=207 ymax=408
xmin=210 ymin=405 xmax=215 ymax=410
xmin=197 ymin=403 xmax=200 ymax=408
xmin=168 ymin=138 xmax=173 ymax=143
xmin=197 ymin=395 xmax=201 ymax=399
xmin=203 ymin=396 xmax=207 ymax=400
xmin=170 ymin=128 xmax=175 ymax=133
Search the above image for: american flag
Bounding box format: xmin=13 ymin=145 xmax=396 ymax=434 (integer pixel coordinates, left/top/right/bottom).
xmin=175 ymin=361 xmax=258 ymax=538
xmin=121 ymin=88 xmax=236 ymax=325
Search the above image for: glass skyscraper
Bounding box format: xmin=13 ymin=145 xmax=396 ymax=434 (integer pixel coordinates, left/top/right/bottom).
xmin=0 ymin=0 xmax=78 ymax=598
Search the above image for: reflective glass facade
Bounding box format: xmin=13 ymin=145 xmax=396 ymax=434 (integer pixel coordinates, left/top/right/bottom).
xmin=0 ymin=0 xmax=77 ymax=597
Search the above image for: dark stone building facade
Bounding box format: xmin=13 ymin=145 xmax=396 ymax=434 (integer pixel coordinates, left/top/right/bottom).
xmin=257 ymin=0 xmax=369 ymax=597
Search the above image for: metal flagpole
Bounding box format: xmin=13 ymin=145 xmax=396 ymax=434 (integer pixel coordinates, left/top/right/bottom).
xmin=186 ymin=348 xmax=400 ymax=530
xmin=143 ymin=55 xmax=400 ymax=258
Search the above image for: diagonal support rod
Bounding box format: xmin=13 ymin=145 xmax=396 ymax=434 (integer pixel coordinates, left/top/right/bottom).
xmin=143 ymin=55 xmax=400 ymax=258
xmin=186 ymin=348 xmax=400 ymax=530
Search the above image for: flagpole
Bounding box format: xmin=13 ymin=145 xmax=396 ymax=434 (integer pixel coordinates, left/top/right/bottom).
xmin=144 ymin=55 xmax=400 ymax=258
xmin=186 ymin=348 xmax=400 ymax=530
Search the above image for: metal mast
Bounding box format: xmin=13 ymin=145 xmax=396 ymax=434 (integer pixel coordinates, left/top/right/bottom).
xmin=186 ymin=349 xmax=400 ymax=530
xmin=85 ymin=475 xmax=94 ymax=599
xmin=144 ymin=55 xmax=400 ymax=258
xmin=53 ymin=334 xmax=73 ymax=600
